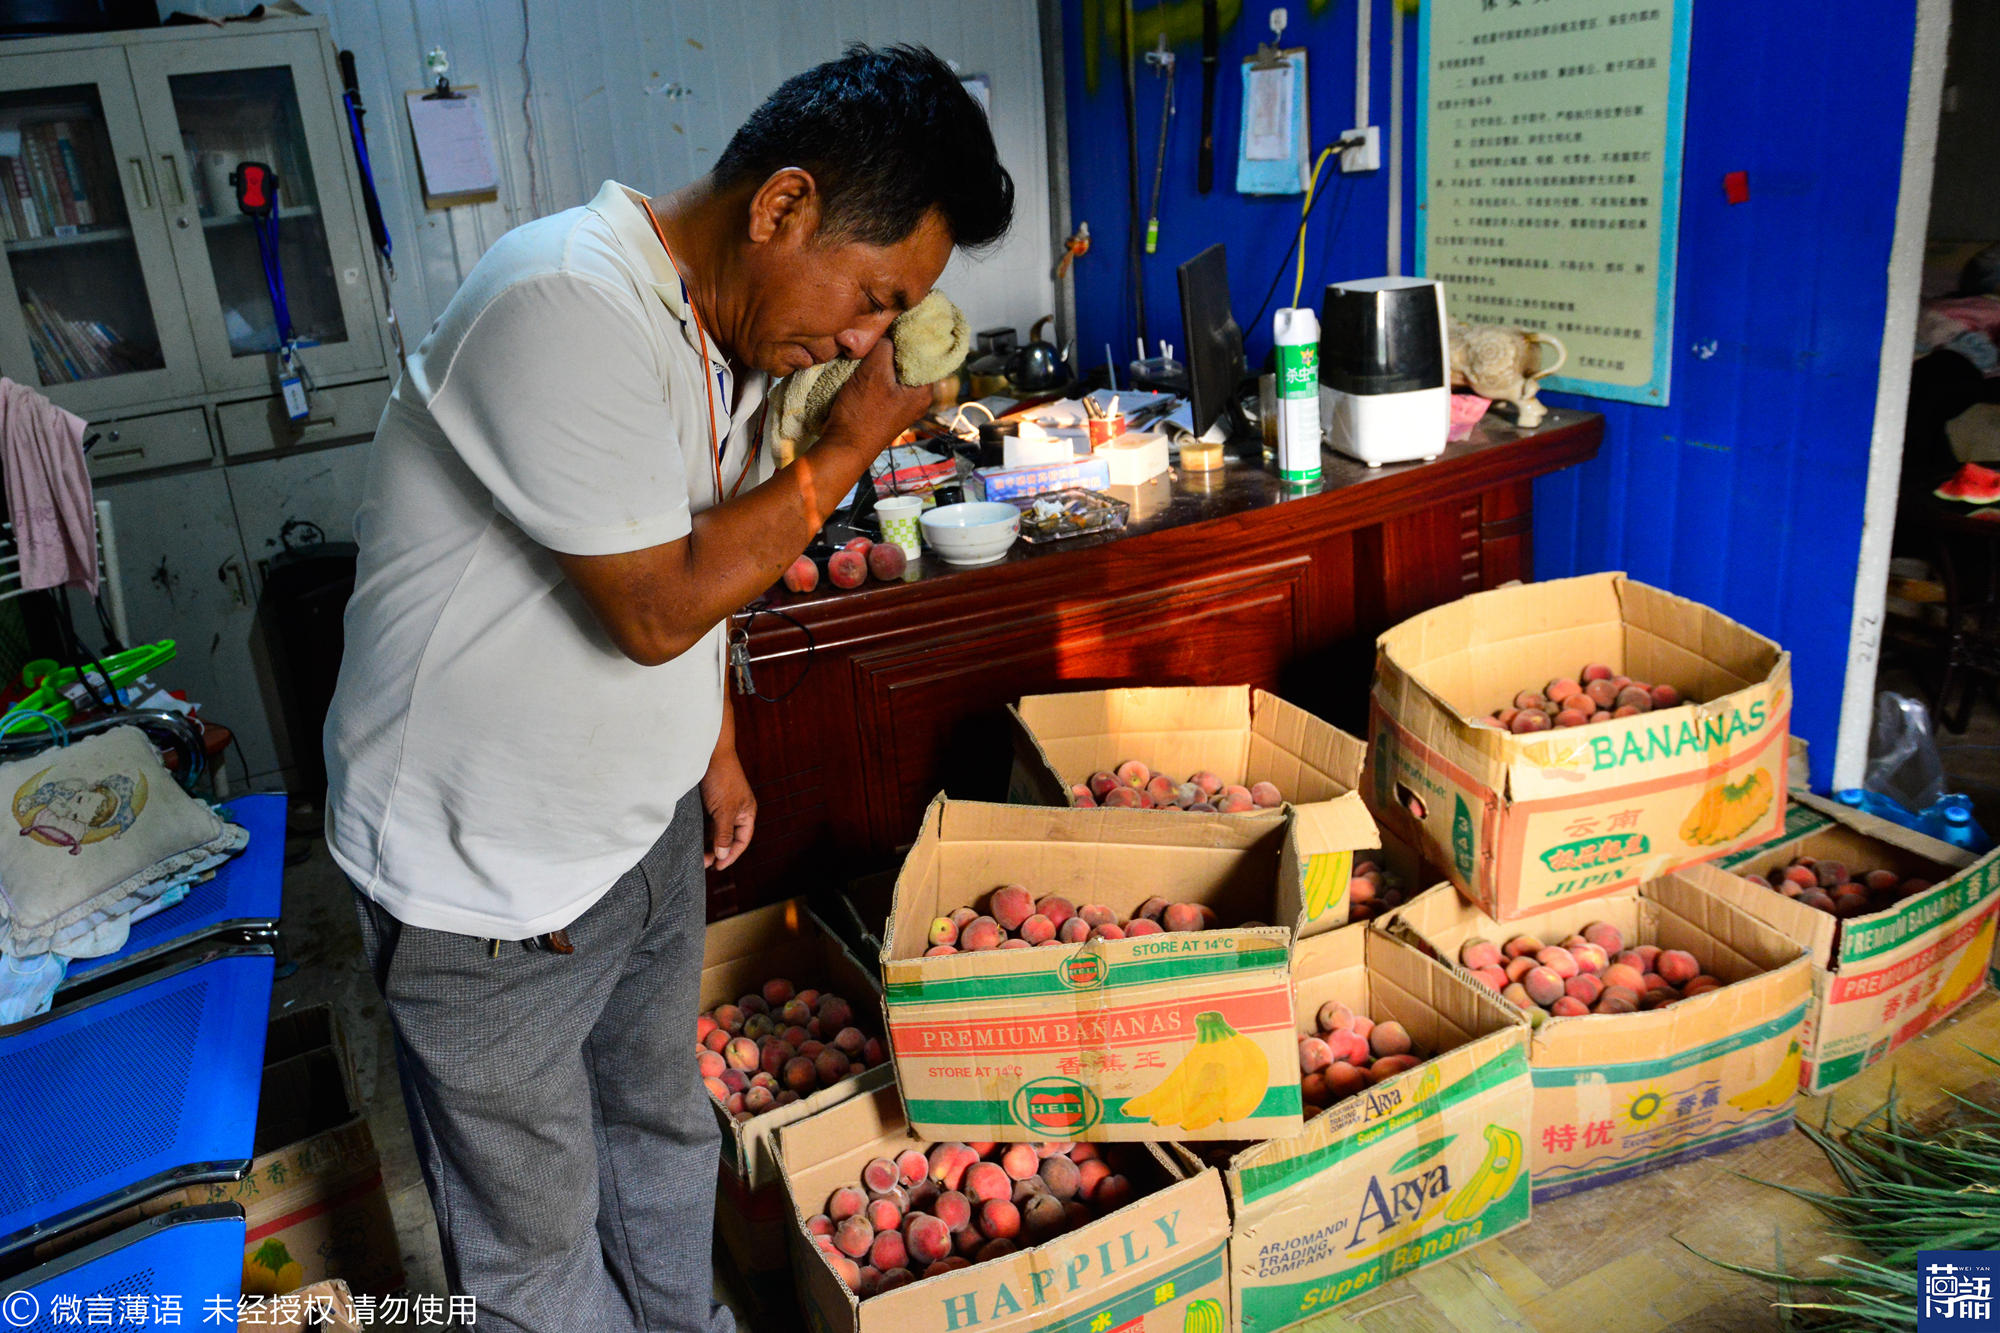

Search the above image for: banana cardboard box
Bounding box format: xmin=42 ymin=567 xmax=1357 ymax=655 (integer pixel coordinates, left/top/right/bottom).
xmin=1007 ymin=686 xmax=1378 ymax=936
xmin=778 ymin=1084 xmax=1232 ymax=1333
xmin=881 ymin=797 xmax=1320 ymax=1142
xmin=705 ymin=899 xmax=896 ymax=1274
xmin=1706 ymin=791 xmax=1998 ymax=1094
xmin=1383 ymin=871 xmax=1810 ymax=1200
xmin=1165 ymin=926 xmax=1532 ymax=1332
xmin=1362 ymin=573 xmax=1791 ymax=922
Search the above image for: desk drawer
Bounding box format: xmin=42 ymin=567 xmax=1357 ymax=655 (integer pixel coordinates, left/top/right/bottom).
xmin=87 ymin=408 xmax=213 ymax=479
xmin=218 ymin=379 xmax=390 ymax=459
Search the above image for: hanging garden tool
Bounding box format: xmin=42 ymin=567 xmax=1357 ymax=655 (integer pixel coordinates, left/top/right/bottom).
xmin=1143 ymin=35 xmax=1175 ymax=254
xmin=232 ymin=161 xmax=310 ymax=422
xmin=1198 ymin=0 xmax=1219 ymax=193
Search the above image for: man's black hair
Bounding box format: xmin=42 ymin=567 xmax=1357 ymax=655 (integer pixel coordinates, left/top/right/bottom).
xmin=715 ymin=43 xmax=1014 ymax=251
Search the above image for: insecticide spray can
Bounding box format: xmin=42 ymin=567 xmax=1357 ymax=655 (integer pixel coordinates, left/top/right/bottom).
xmin=1273 ymin=307 xmax=1322 ymax=486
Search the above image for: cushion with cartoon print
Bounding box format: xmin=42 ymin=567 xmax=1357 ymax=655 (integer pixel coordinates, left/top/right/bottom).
xmin=0 ymin=726 xmax=248 ymax=957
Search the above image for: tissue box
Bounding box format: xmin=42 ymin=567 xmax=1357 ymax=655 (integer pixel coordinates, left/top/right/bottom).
xmin=1098 ymin=430 xmax=1171 ymax=484
xmin=968 ymin=454 xmax=1113 ymax=502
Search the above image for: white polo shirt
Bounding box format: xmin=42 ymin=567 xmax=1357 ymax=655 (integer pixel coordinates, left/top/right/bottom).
xmin=325 ymin=181 xmax=765 ymax=938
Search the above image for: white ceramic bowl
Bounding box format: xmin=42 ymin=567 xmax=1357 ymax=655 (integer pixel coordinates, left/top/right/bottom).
xmin=919 ymin=501 xmax=1021 ymax=567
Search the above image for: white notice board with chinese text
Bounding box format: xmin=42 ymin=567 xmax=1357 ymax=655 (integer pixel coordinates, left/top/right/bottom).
xmin=1416 ymin=2 xmax=1692 ymax=405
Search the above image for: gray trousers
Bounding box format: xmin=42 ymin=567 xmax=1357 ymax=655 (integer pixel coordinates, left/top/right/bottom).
xmin=354 ymin=788 xmax=733 ymax=1333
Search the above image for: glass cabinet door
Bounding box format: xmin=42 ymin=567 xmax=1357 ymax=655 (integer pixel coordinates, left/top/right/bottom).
xmin=0 ymin=48 xmax=200 ymax=415
xmin=129 ymin=30 xmax=382 ymax=394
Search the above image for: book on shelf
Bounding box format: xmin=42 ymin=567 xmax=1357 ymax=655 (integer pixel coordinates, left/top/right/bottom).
xmin=3 ymin=157 xmax=43 ymax=239
xmin=51 ymin=124 xmax=94 ymax=228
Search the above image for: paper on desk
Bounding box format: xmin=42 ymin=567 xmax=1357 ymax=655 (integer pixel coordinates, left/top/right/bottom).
xmin=406 ymin=89 xmax=500 ymax=204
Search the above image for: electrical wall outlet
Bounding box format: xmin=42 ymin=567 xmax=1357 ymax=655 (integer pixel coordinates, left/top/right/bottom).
xmin=1340 ymin=126 xmax=1381 ymax=173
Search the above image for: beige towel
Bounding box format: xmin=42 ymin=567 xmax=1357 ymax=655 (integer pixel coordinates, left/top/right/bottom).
xmin=768 ymin=290 xmax=969 ymax=466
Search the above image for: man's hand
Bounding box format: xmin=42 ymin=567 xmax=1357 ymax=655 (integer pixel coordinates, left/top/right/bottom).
xmin=701 ymin=742 xmax=756 ymax=870
xmin=819 ymin=337 xmax=934 ymax=456
xmin=552 ymin=340 xmax=937 ymax=669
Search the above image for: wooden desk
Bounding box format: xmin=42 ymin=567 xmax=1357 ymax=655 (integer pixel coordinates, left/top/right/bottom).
xmin=710 ymin=409 xmax=1603 ymax=918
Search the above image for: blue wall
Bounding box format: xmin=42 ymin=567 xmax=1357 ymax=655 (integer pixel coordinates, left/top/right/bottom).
xmin=1060 ymin=0 xmax=1917 ymax=781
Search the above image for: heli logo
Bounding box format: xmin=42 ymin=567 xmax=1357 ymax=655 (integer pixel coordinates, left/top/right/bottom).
xmin=1011 ymin=1076 xmax=1102 ymax=1135
xmin=1059 ymin=952 xmax=1108 ymax=990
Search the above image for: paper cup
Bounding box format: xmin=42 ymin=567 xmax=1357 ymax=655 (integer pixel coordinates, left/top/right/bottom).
xmin=875 ymin=494 xmax=924 ymax=558
xmin=1086 ymin=414 xmax=1128 ymax=449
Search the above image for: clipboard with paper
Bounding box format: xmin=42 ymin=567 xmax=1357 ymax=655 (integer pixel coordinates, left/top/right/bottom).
xmin=406 ymin=86 xmax=500 ymax=209
xmin=1236 ymin=48 xmax=1309 ymax=195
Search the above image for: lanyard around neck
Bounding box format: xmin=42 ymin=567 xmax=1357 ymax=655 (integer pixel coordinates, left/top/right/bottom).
xmin=640 ymin=196 xmax=750 ymax=502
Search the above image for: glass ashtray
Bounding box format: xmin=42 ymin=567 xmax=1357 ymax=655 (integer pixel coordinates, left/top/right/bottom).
xmin=1010 ymin=487 xmax=1130 ymax=543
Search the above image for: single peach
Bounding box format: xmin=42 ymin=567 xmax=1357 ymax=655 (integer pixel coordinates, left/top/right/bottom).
xmin=724 ymin=1037 xmax=760 ymax=1072
xmin=834 ymin=1215 xmax=875 ymax=1258
xmin=960 ymin=918 xmax=1004 ymax=951
xmin=1299 ymin=1036 xmax=1334 ymax=1073
xmin=1017 ymin=913 xmax=1056 ymax=945
xmin=1503 ymin=935 xmax=1545 ymax=959
xmin=1369 ymin=1021 xmax=1412 ymax=1058
xmin=1057 ymin=916 xmax=1092 ymax=943
xmin=1602 ymin=963 xmax=1646 ymax=994
xmin=1458 ymin=937 xmax=1503 ymax=971
xmin=1514 ymin=690 xmax=1546 ymax=710
xmin=868 ymin=542 xmax=908 ymax=582
xmin=1505 ymin=955 xmax=1537 ymax=983
xmin=963 ymin=1162 xmax=1011 ymax=1203
xmin=827 ymin=1185 xmax=868 ymax=1222
xmin=1369 ymin=1054 xmax=1422 ymax=1082
xmin=1614 ymin=686 xmax=1653 ymax=712
xmin=1472 ymin=965 xmax=1508 ymax=990
xmin=1316 ymin=999 xmax=1354 ymax=1031
xmin=1102 ymin=786 xmax=1142 ymax=808
xmin=1125 ymin=918 xmax=1163 ymax=936
xmin=1656 ymin=949 xmax=1700 ymax=985
xmin=1501 ymin=982 xmax=1535 ymax=1011
xmin=1523 ymin=967 xmax=1566 ymax=1008
xmin=828 ymin=549 xmax=868 ymax=590
xmin=1089 ymin=923 xmax=1125 ymax=941
xmin=1536 ymin=947 xmax=1580 ymax=980
xmin=924 ymin=944 xmax=958 ymax=957
xmin=1550 ymin=996 xmax=1589 ymax=1017
xmin=1162 ymin=902 xmax=1206 ymax=932
xmin=814 ymin=1049 xmax=851 ymax=1085
xmin=1565 ymin=974 xmax=1604 ymax=1005
xmin=1114 ymin=759 xmax=1151 ymax=788
xmin=1250 ymin=781 xmax=1283 ymax=808
xmin=1568 ymin=943 xmax=1608 ymax=975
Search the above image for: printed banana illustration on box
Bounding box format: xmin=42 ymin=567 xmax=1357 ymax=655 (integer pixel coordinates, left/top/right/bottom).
xmin=1123 ymin=1012 xmax=1270 ymax=1132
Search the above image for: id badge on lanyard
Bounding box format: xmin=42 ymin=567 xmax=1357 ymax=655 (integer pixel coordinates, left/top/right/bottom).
xmin=280 ymin=345 xmax=310 ymax=421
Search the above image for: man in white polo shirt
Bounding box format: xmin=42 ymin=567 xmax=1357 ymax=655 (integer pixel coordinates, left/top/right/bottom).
xmin=324 ymin=45 xmax=1012 ymax=1332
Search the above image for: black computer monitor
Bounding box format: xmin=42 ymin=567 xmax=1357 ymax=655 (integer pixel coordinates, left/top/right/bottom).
xmin=1178 ymin=243 xmax=1246 ymax=439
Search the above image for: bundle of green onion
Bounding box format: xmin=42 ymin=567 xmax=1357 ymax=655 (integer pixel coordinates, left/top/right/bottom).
xmin=1691 ymin=1050 xmax=2000 ymax=1328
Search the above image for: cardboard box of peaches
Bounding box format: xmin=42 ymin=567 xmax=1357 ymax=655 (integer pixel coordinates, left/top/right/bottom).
xmin=1706 ymin=790 xmax=2000 ymax=1094
xmin=1382 ymin=866 xmax=1812 ymax=1200
xmin=697 ymin=899 xmax=895 ymax=1274
xmin=878 ymin=795 xmax=1366 ymax=1144
xmin=1162 ymin=923 xmax=1534 ymax=1331
xmin=1008 ymin=685 xmax=1378 ymax=933
xmin=776 ymin=1084 xmax=1233 ymax=1332
xmin=1363 ymin=573 xmax=1791 ymax=920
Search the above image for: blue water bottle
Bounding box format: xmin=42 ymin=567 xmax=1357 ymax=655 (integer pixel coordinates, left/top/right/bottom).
xmin=1918 ymin=794 xmax=1995 ymax=854
xmin=1834 ymin=787 xmax=1920 ymax=830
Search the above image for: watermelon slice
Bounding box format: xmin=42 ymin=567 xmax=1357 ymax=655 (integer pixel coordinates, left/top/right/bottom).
xmin=1935 ymin=462 xmax=2000 ymax=503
